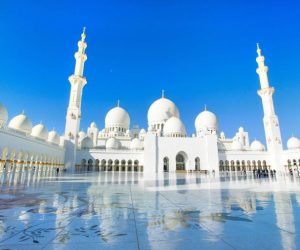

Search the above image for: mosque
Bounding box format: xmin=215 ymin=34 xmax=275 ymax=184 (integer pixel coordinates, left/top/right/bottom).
xmin=0 ymin=29 xmax=299 ymax=177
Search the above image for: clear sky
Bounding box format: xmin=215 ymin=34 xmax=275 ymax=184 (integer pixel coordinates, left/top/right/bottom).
xmin=1 ymin=0 xmax=300 ymax=147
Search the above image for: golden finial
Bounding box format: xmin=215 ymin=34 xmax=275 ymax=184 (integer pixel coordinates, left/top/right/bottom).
xmin=81 ymin=27 xmax=86 ymax=42
xmin=162 ymin=89 xmax=165 ymax=98
xmin=256 ymin=43 xmax=261 ymax=56
xmin=117 ymin=100 xmax=120 ymax=107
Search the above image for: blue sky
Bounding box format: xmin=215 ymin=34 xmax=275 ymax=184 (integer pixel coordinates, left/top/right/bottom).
xmin=0 ymin=0 xmax=300 ymax=146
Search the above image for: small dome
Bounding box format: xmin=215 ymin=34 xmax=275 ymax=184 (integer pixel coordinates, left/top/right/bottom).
xmin=148 ymin=97 xmax=179 ymax=125
xmin=31 ymin=123 xmax=48 ymax=140
xmin=78 ymin=131 xmax=86 ymax=140
xmin=195 ymin=110 xmax=218 ymax=132
xmin=250 ymin=140 xmax=265 ymax=151
xmin=0 ymin=102 xmax=8 ymax=125
xmin=90 ymin=122 xmax=97 ymax=128
xmin=48 ymin=130 xmax=60 ymax=144
xmin=139 ymin=128 xmax=146 ymax=134
xmin=105 ymin=106 xmax=130 ymax=130
xmin=130 ymin=138 xmax=143 ymax=150
xmin=164 ymin=117 xmax=186 ymax=137
xmin=239 ymin=127 xmax=244 ymax=133
xmin=8 ymin=112 xmax=32 ymax=133
xmin=81 ymin=136 xmax=93 ymax=149
xmin=287 ymin=137 xmax=300 ymax=150
xmin=220 ymin=131 xmax=225 ymax=139
xmin=231 ymin=140 xmax=243 ymax=151
xmin=106 ymin=137 xmax=120 ymax=149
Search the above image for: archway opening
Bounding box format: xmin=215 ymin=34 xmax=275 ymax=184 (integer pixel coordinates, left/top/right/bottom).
xmin=128 ymin=160 xmax=132 ymax=171
xmin=108 ymin=160 xmax=113 ymax=171
xmin=195 ymin=157 xmax=200 ymax=171
xmin=87 ymin=159 xmax=93 ymax=171
xmin=134 ymin=160 xmax=139 ymax=172
xmin=163 ymin=157 xmax=169 ymax=172
xmin=121 ymin=160 xmax=126 ymax=171
xmin=176 ymin=153 xmax=186 ymax=171
xmin=95 ymin=159 xmax=100 ymax=171
xmin=114 ymin=160 xmax=119 ymax=171
xmin=101 ymin=160 xmax=106 ymax=171
xmin=219 ymin=160 xmax=224 ymax=171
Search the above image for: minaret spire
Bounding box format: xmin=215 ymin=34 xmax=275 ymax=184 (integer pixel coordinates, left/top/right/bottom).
xmin=81 ymin=27 xmax=86 ymax=42
xmin=256 ymin=43 xmax=261 ymax=56
xmin=256 ymin=44 xmax=283 ymax=171
xmin=256 ymin=44 xmax=269 ymax=89
xmin=64 ymin=29 xmax=88 ymax=169
xmin=74 ymin=27 xmax=87 ymax=76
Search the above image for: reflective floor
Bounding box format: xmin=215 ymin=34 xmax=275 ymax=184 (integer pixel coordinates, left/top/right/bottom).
xmin=0 ymin=170 xmax=300 ymax=249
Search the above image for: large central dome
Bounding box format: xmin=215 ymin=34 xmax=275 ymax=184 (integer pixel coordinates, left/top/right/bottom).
xmin=105 ymin=106 xmax=130 ymax=130
xmin=147 ymin=97 xmax=179 ymax=125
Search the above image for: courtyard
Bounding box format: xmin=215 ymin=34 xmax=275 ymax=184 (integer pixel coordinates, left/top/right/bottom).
xmin=0 ymin=170 xmax=299 ymax=249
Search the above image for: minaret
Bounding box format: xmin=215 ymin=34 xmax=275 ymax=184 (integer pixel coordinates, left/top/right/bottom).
xmin=256 ymin=44 xmax=283 ymax=170
xmin=64 ymin=28 xmax=87 ymax=170
xmin=65 ymin=28 xmax=87 ymax=142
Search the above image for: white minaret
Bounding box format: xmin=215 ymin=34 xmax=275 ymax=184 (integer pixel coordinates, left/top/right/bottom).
xmin=65 ymin=28 xmax=87 ymax=141
xmin=64 ymin=28 xmax=87 ymax=169
xmin=256 ymin=44 xmax=283 ymax=171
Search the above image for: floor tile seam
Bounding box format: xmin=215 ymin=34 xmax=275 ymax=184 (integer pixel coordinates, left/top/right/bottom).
xmin=219 ymin=237 xmax=239 ymax=250
xmin=157 ymin=192 xmax=182 ymax=210
xmin=129 ymin=185 xmax=140 ymax=250
xmin=197 ymin=222 xmax=237 ymax=249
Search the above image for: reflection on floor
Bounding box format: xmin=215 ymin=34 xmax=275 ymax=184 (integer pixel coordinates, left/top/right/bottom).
xmin=0 ymin=170 xmax=300 ymax=249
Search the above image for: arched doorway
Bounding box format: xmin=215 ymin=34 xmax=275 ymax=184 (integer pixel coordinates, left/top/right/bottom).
xmin=176 ymin=153 xmax=186 ymax=171
xmin=114 ymin=160 xmax=119 ymax=171
xmin=95 ymin=159 xmax=100 ymax=171
xmin=258 ymin=160 xmax=262 ymax=170
xmin=219 ymin=160 xmax=224 ymax=171
xmin=263 ymin=160 xmax=267 ymax=170
xmin=121 ymin=160 xmax=126 ymax=171
xmin=163 ymin=157 xmax=169 ymax=172
xmin=101 ymin=160 xmax=106 ymax=171
xmin=134 ymin=160 xmax=139 ymax=172
xmin=195 ymin=157 xmax=200 ymax=171
xmin=108 ymin=160 xmax=113 ymax=171
xmin=87 ymin=159 xmax=93 ymax=171
xmin=128 ymin=160 xmax=133 ymax=171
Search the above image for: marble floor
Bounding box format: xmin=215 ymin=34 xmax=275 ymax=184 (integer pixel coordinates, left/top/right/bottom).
xmin=0 ymin=170 xmax=300 ymax=249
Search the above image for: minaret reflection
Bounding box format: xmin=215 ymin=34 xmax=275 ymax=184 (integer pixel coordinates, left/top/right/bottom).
xmin=199 ymin=175 xmax=224 ymax=239
xmin=251 ymin=177 xmax=296 ymax=250
xmin=274 ymin=190 xmax=296 ymax=249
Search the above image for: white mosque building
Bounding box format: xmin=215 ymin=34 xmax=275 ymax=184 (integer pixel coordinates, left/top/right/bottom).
xmin=0 ymin=29 xmax=300 ymax=177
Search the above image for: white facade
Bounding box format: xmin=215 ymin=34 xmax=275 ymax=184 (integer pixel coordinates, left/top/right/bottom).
xmin=0 ymin=109 xmax=65 ymax=173
xmin=1 ymin=31 xmax=300 ymax=177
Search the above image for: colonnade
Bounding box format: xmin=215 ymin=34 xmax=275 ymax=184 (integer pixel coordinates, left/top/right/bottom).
xmin=0 ymin=147 xmax=64 ymax=174
xmin=76 ymin=159 xmax=143 ymax=172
